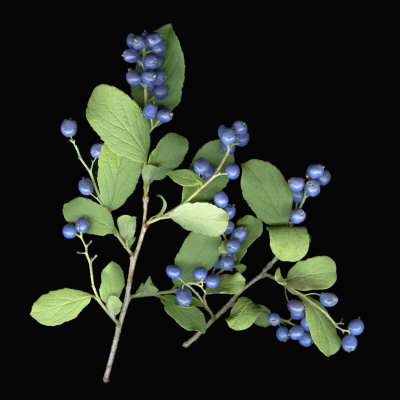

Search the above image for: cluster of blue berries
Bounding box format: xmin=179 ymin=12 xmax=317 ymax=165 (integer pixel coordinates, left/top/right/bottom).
xmin=218 ymin=120 xmax=250 ymax=155
xmin=288 ymin=163 xmax=332 ymax=224
xmin=62 ymin=217 xmax=90 ymax=239
xmin=123 ymin=31 xmax=173 ymax=123
xmin=165 ymin=264 xmax=221 ymax=307
xmin=270 ymin=293 xmax=364 ymax=353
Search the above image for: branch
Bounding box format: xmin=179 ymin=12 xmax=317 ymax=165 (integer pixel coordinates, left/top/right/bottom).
xmin=182 ymin=257 xmax=278 ymax=348
xmin=102 ymin=194 xmax=149 ymax=383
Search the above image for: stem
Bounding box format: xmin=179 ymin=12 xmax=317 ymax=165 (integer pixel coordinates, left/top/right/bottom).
xmin=182 ymin=257 xmax=278 ymax=348
xmin=77 ymin=234 xmax=117 ymax=324
xmin=103 ymin=194 xmax=149 ymax=383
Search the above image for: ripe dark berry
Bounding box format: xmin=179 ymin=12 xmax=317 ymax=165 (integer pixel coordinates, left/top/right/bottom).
xmin=193 ymin=267 xmax=208 ymax=281
xmin=153 ymin=85 xmax=169 ymax=100
xmin=62 ymin=224 xmax=76 ymax=239
xmin=233 ymin=120 xmax=248 ymax=135
xmin=146 ymin=32 xmax=163 ymax=48
xmin=213 ymin=191 xmax=229 ymax=208
xmin=318 ymin=169 xmax=331 ymax=186
xmin=205 ymin=274 xmax=220 ymax=289
xmin=348 ymin=319 xmax=364 ymax=336
xmin=319 ymin=292 xmax=338 ymax=307
xmin=268 ymin=313 xmax=281 ymax=326
xmin=157 ymin=106 xmax=173 ymax=123
xmin=276 ymin=326 xmax=290 ymax=342
xmin=153 ymin=70 xmax=166 ymax=86
xmin=194 ymin=158 xmax=211 ymax=175
xmin=341 ymin=334 xmax=358 ymax=352
xmin=225 ymin=163 xmax=240 ymax=180
xmin=289 ymin=325 xmax=305 ymax=340
xmin=143 ymin=103 xmax=158 ymax=120
xmin=225 ymin=221 xmax=235 ymax=235
xmin=305 ymin=179 xmax=321 ymax=197
xmin=165 ymin=264 xmax=182 ymax=279
xmin=290 ymin=209 xmax=306 ymax=224
xmin=232 ymin=226 xmax=248 ymax=242
xmin=224 ymin=205 xmax=236 ymax=220
xmin=126 ymin=33 xmax=136 ymax=48
xmin=290 ymin=310 xmax=305 ymax=320
xmin=143 ymin=54 xmax=161 ymax=70
xmin=123 ymin=49 xmax=139 ymax=63
xmin=220 ymin=128 xmax=237 ymax=146
xmin=90 ymin=143 xmax=103 ymax=159
xmin=236 ymin=132 xmax=250 ymax=147
xmin=287 ymin=300 xmax=305 ymax=314
xmin=306 ymin=164 xmax=325 ymax=179
xmin=300 ymin=317 xmax=310 ymax=332
xmin=75 ymin=217 xmax=90 ymax=234
xmin=176 ymin=287 xmax=192 ymax=307
xmin=78 ymin=178 xmax=94 ymax=196
xmin=217 ymin=124 xmax=227 ymax=139
xmin=288 ymin=177 xmax=305 ymax=192
xmin=131 ymin=35 xmax=146 ymax=50
xmin=202 ymin=166 xmax=215 ymax=181
xmin=60 ymin=119 xmax=77 ymax=137
xmin=141 ymin=71 xmax=157 ymax=85
xmin=299 ymin=332 xmax=313 ymax=347
xmin=126 ymin=69 xmax=142 ymax=86
xmin=225 ymin=238 xmax=241 ymax=254
xmin=152 ymin=41 xmax=167 ymax=55
xmin=292 ymin=190 xmax=304 ymax=205
xmin=219 ymin=254 xmax=235 ymax=271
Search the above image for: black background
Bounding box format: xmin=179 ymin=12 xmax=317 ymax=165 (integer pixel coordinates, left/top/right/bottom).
xmin=14 ymin=4 xmax=390 ymax=394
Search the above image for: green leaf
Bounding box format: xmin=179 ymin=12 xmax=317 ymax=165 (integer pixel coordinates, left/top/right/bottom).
xmin=99 ymin=262 xmax=125 ymax=303
xmin=86 ymin=84 xmax=150 ymax=163
xmin=107 ymin=296 xmax=122 ymax=317
xmin=174 ymin=232 xmax=221 ymax=284
xmin=30 ymin=288 xmax=91 ymax=326
xmin=154 ymin=194 xmax=168 ymax=218
xmin=182 ymin=140 xmax=234 ymax=202
xmin=218 ymin=240 xmax=228 ymax=254
xmin=267 ymin=226 xmax=310 ymax=262
xmin=98 ymin=144 xmax=142 ymax=211
xmin=234 ymin=263 xmax=247 ymax=273
xmin=302 ymin=295 xmax=341 ymax=356
xmin=287 ymin=256 xmax=337 ymax=291
xmin=226 ymin=297 xmax=262 ymax=331
xmin=240 ymin=159 xmax=292 ymax=225
xmin=167 ymin=169 xmax=203 ymax=187
xmin=206 ymin=273 xmax=246 ymax=295
xmin=168 ymin=202 xmax=229 ymax=237
xmin=148 ymin=132 xmax=189 ymax=180
xmin=142 ymin=164 xmax=165 ymax=185
xmin=254 ymin=305 xmax=272 ymax=328
xmin=274 ymin=268 xmax=287 ymax=286
xmin=235 ymin=215 xmax=264 ymax=263
xmin=134 ymin=276 xmax=159 ymax=297
xmin=63 ymin=197 xmax=114 ymax=236
xmin=117 ymin=215 xmax=136 ymax=248
xmin=160 ymin=295 xmax=206 ymax=333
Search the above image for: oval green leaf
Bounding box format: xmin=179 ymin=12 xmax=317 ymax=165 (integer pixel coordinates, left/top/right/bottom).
xmin=167 ymin=169 xmax=203 ymax=187
xmin=117 ymin=215 xmax=137 ymax=248
xmin=107 ymin=296 xmax=122 ymax=317
xmin=226 ymin=297 xmax=261 ymax=331
xmin=206 ymin=273 xmax=246 ymax=295
xmin=99 ymin=262 xmax=125 ymax=303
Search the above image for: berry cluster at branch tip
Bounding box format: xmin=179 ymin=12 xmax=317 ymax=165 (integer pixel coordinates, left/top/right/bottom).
xmin=270 ymin=294 xmax=364 ymax=352
xmin=288 ymin=163 xmax=331 ymax=225
xmin=124 ymin=31 xmax=173 ymax=123
xmin=62 ymin=217 xmax=90 ymax=238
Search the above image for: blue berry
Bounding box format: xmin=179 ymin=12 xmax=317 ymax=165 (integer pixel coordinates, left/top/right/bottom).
xmin=318 ymin=169 xmax=331 ymax=186
xmin=287 ymin=300 xmax=305 ymax=314
xmin=233 ymin=120 xmax=248 ymax=135
xmin=176 ymin=287 xmax=192 ymax=307
xmin=225 ymin=163 xmax=240 ymax=180
xmin=289 ymin=325 xmax=305 ymax=340
xmin=219 ymin=254 xmax=235 ymax=271
xmin=221 ymin=143 xmax=236 ymax=155
xmin=153 ymin=85 xmax=168 ymax=100
xmin=126 ymin=33 xmax=136 ymax=48
xmin=290 ymin=209 xmax=306 ymax=224
xmin=157 ymin=106 xmax=173 ymax=123
xmin=288 ymin=177 xmax=305 ymax=192
xmin=232 ymin=226 xmax=248 ymax=242
xmin=90 ymin=143 xmax=103 ymax=159
xmin=236 ymin=133 xmax=250 ymax=147
xmin=276 ymin=326 xmax=290 ymax=342
xmin=305 ymin=179 xmax=321 ymax=197
xmin=202 ymin=166 xmax=215 ymax=181
xmin=319 ymin=292 xmax=338 ymax=307
xmin=131 ymin=35 xmax=146 ymax=50
xmin=156 ymin=55 xmax=164 ymax=69
xmin=62 ymin=223 xmax=76 ymax=239
xmin=140 ymin=31 xmax=148 ymax=39
xmin=194 ymin=158 xmax=211 ymax=175
xmin=224 ymin=205 xmax=236 ymax=220
xmin=146 ymin=32 xmax=163 ymax=47
xmin=220 ymin=128 xmax=237 ymax=146
xmin=193 ymin=267 xmax=208 ymax=281
xmin=212 ymin=260 xmax=220 ymax=270
xmin=306 ymin=164 xmax=325 ymax=179
xmin=217 ymin=124 xmax=227 ymax=139
xmin=341 ymin=334 xmax=358 ymax=352
xmin=292 ymin=190 xmax=304 ymax=204
xmin=153 ymin=70 xmax=166 ymax=86
xmin=75 ymin=217 xmax=90 ymax=234
xmin=299 ymin=332 xmax=313 ymax=347
xmin=123 ymin=48 xmax=139 ymax=63
xmin=143 ymin=54 xmax=161 ymax=70
xmin=78 ymin=178 xmax=94 ymax=196
xmin=224 ymin=221 xmax=235 ymax=235
xmin=141 ymin=70 xmax=157 ymax=85
xmin=165 ymin=264 xmax=182 ymax=279
xmin=205 ymin=274 xmax=220 ymax=289
xmin=143 ymin=103 xmax=158 ymax=120
xmin=152 ymin=41 xmax=167 ymax=55
xmin=213 ymin=191 xmax=229 ymax=208
xmin=60 ymin=119 xmax=77 ymax=137
xmin=126 ymin=69 xmax=142 ymax=86
xmin=348 ymin=319 xmax=364 ymax=336
xmin=225 ymin=238 xmax=241 ymax=253
xmin=268 ymin=313 xmax=281 ymax=326
xmin=300 ymin=317 xmax=310 ymax=332
xmin=146 ymin=85 xmax=155 ymax=93
xmin=290 ymin=310 xmax=305 ymax=320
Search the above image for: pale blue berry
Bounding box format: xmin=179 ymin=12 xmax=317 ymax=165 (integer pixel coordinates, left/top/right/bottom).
xmin=341 ymin=334 xmax=358 ymax=352
xmin=268 ymin=313 xmax=281 ymax=326
xmin=62 ymin=224 xmax=76 ymax=239
xmin=276 ymin=326 xmax=290 ymax=342
xmin=348 ymin=319 xmax=364 ymax=336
